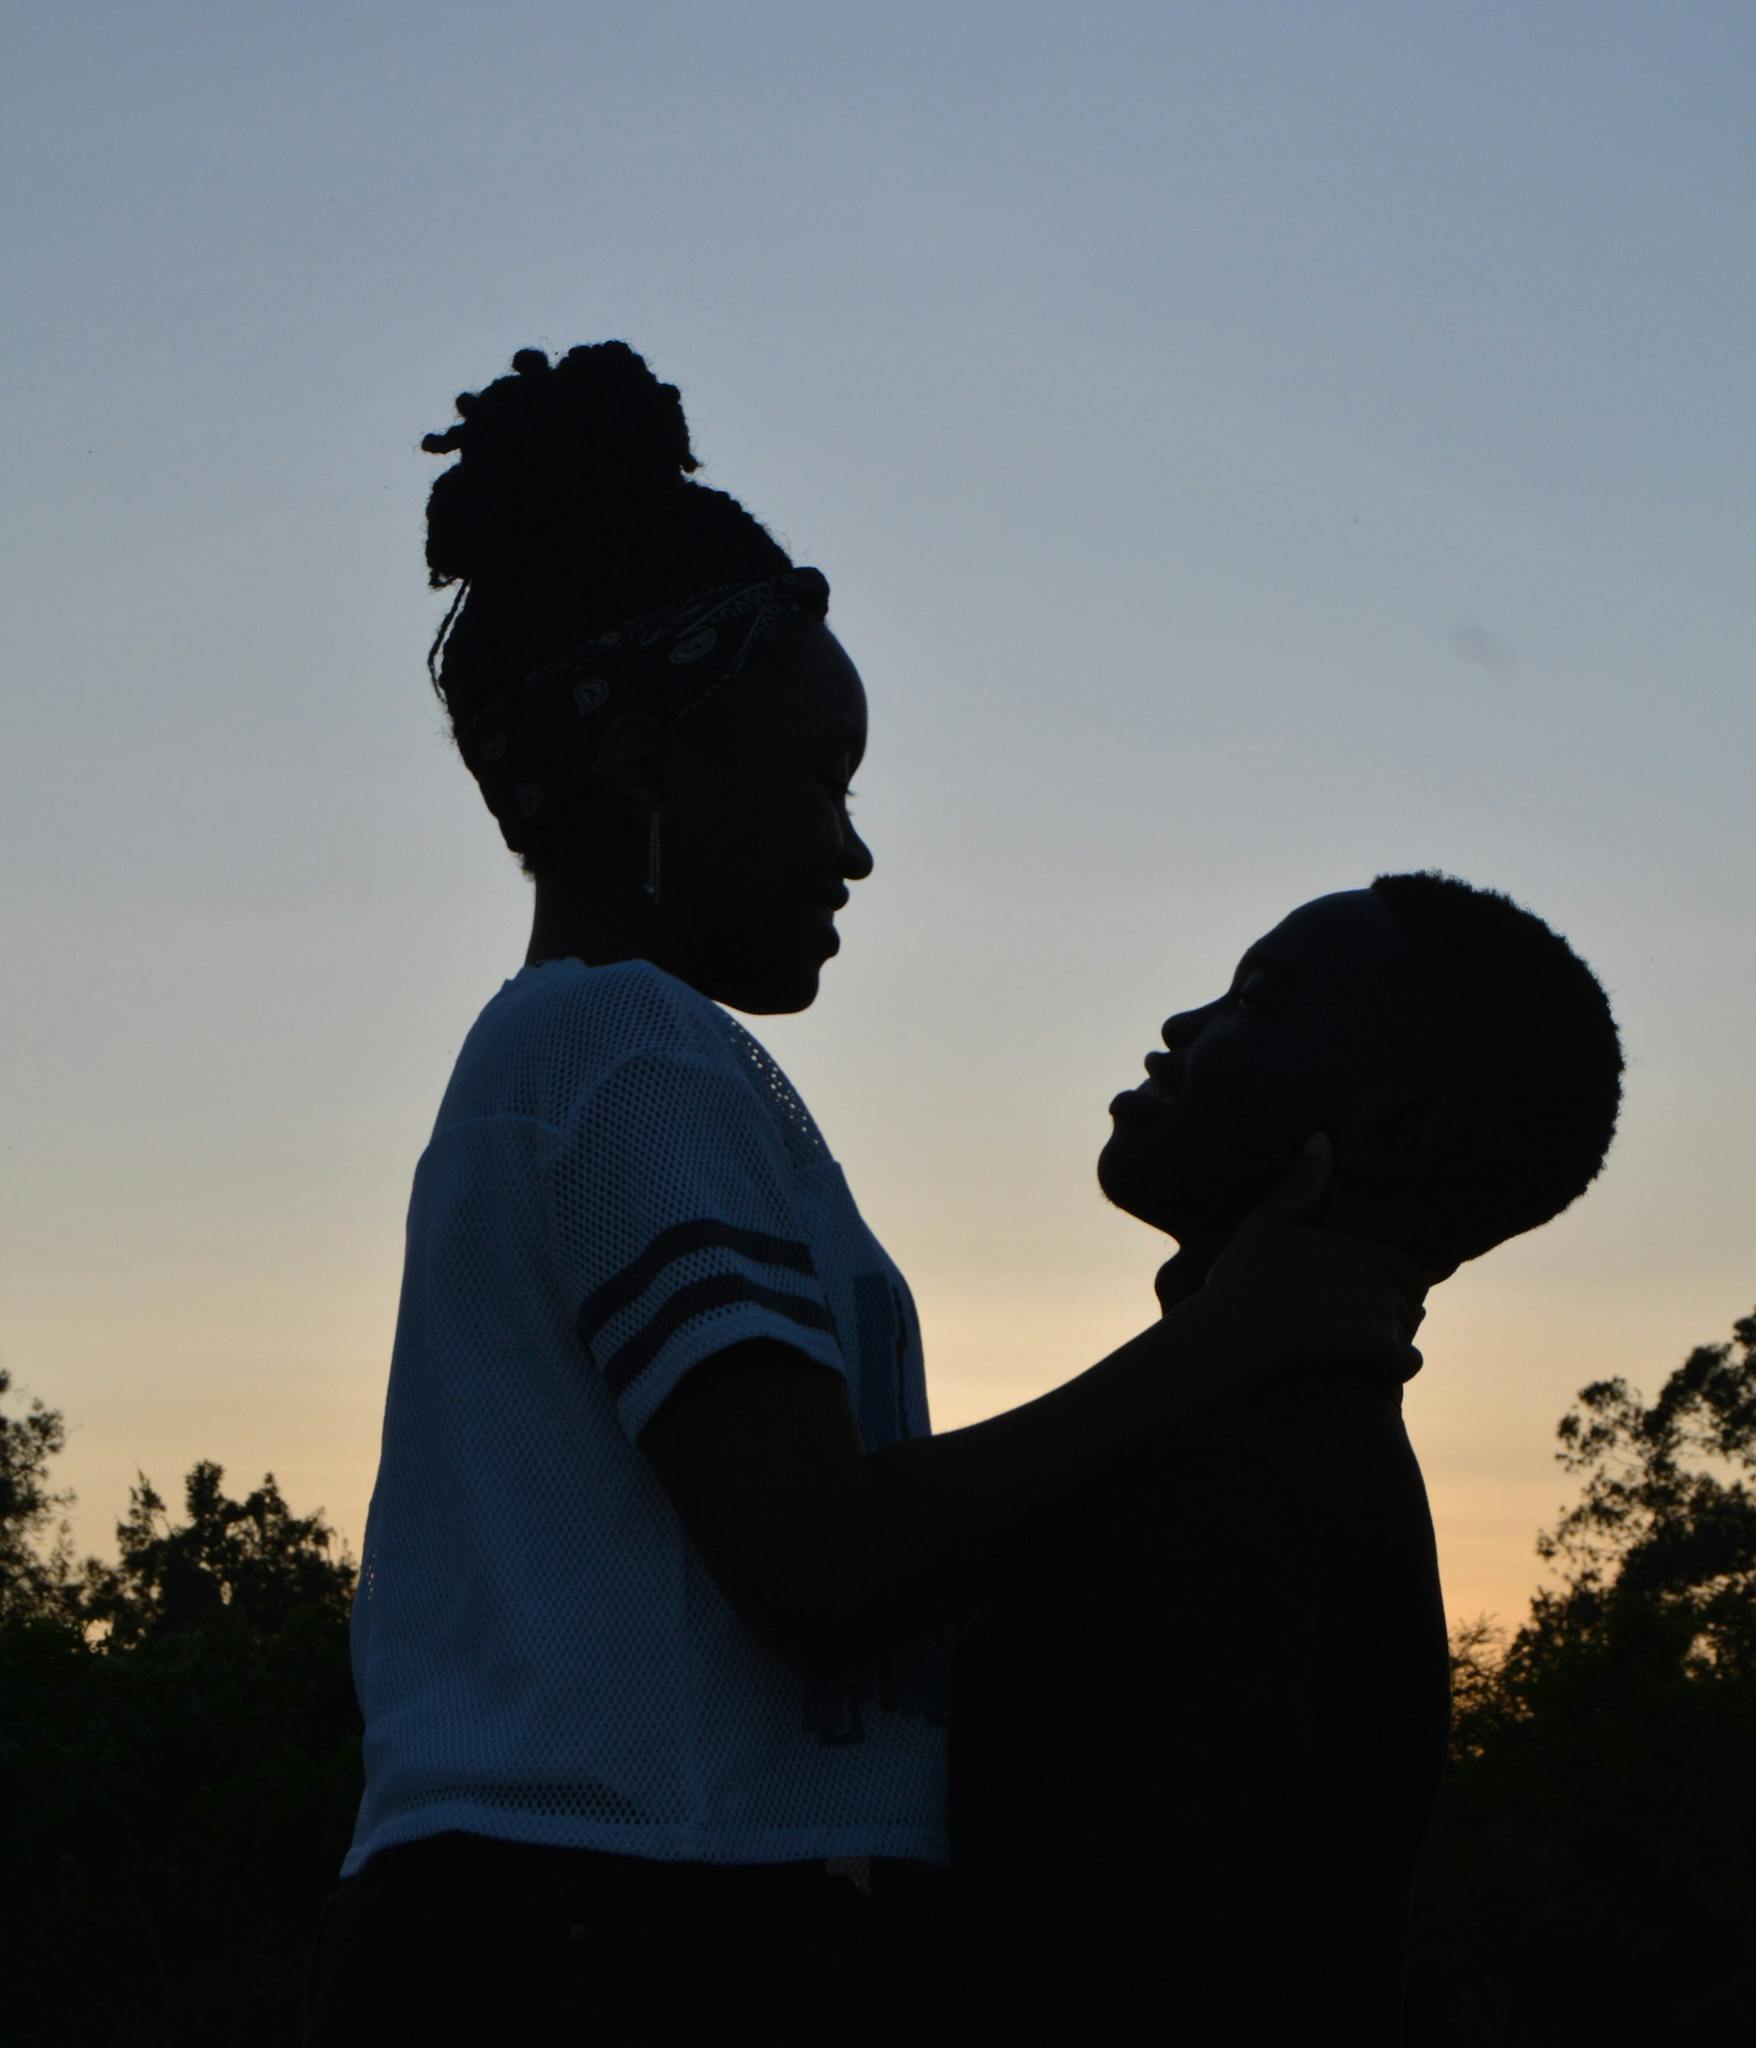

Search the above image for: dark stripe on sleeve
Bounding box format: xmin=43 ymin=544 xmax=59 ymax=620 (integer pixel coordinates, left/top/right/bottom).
xmin=577 ymin=1220 xmax=817 ymax=1347
xmin=600 ymin=1272 xmax=837 ymax=1400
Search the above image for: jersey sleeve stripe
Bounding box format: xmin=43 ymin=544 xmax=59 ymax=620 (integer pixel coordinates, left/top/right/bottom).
xmin=594 ymin=1272 xmax=838 ymax=1399
xmin=577 ymin=1219 xmax=817 ymax=1346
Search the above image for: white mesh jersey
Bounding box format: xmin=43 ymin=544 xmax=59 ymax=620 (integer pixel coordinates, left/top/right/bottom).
xmin=340 ymin=958 xmax=951 ymax=1878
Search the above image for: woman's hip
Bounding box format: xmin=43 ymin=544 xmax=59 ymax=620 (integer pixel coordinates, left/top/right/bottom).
xmin=300 ymin=1830 xmax=956 ymax=2045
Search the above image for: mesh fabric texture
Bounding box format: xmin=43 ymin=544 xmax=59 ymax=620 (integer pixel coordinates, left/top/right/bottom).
xmin=341 ymin=959 xmax=951 ymax=1878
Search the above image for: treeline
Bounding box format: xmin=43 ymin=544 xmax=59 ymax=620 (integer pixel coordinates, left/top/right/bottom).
xmin=2 ymin=1316 xmax=1753 ymax=2045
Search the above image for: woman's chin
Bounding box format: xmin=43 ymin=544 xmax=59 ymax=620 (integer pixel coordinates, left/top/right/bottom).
xmin=713 ymin=959 xmax=824 ymax=1016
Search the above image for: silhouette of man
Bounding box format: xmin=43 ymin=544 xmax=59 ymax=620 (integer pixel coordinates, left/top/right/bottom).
xmin=946 ymin=873 xmax=1622 ymax=2044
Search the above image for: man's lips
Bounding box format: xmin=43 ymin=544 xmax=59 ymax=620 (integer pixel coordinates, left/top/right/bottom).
xmin=1110 ymin=1052 xmax=1182 ymax=1118
xmin=1141 ymin=1051 xmax=1181 ymax=1099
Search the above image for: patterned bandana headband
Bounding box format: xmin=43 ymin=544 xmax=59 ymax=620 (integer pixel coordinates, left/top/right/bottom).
xmin=453 ymin=566 xmax=831 ymax=858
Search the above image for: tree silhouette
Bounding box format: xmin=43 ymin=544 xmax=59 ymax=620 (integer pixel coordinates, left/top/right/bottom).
xmin=1519 ymin=1311 xmax=1756 ymax=1680
xmin=0 ymin=1366 xmax=80 ymax=1626
xmin=78 ymin=1458 xmax=357 ymax=1649
xmin=1409 ymin=1309 xmax=1756 ymax=2045
xmin=0 ymin=1381 xmax=364 ymax=2047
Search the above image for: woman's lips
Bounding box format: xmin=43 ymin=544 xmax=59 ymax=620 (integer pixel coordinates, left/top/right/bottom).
xmin=802 ymin=900 xmax=842 ymax=955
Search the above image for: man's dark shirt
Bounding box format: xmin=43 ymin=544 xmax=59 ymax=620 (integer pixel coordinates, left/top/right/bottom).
xmin=947 ymin=1368 xmax=1451 ymax=2044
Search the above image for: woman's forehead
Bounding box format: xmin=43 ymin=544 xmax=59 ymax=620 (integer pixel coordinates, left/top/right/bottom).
xmin=675 ymin=622 xmax=865 ymax=770
xmin=752 ymin=624 xmax=868 ymax=749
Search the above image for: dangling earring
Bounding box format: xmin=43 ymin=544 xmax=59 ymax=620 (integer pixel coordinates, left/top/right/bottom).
xmin=644 ymin=811 xmax=662 ymax=906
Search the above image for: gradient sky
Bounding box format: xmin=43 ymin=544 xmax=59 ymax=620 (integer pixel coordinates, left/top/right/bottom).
xmin=5 ymin=2 xmax=1752 ymax=1635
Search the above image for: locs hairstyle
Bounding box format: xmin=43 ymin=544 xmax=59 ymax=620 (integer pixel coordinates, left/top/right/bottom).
xmin=1369 ymin=869 xmax=1623 ymax=1264
xmin=422 ymin=343 xmax=793 ymax=874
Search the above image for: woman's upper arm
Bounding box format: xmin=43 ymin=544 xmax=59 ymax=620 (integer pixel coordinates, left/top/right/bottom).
xmin=637 ymin=1337 xmax=868 ymax=1667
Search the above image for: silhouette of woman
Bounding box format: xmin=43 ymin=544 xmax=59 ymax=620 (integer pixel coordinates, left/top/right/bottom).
xmin=297 ymin=342 xmax=1417 ymax=2045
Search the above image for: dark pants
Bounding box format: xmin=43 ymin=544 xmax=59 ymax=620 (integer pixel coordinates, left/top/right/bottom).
xmin=300 ymin=1831 xmax=966 ymax=2046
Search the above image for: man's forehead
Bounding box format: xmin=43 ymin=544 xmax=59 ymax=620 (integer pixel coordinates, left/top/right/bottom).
xmin=1242 ymin=889 xmax=1408 ymax=976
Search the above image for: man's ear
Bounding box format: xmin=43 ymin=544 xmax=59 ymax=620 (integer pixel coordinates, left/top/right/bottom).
xmin=1349 ymin=1091 xmax=1448 ymax=1183
xmin=592 ymin=713 xmax=669 ymax=821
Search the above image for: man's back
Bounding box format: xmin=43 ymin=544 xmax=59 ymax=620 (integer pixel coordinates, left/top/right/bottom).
xmin=947 ymin=1369 xmax=1450 ymax=2043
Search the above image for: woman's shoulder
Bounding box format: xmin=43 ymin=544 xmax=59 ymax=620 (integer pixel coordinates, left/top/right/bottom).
xmin=443 ymin=956 xmax=825 ymax=1161
xmin=496 ymin=956 xmax=744 ymax=1101
xmin=510 ymin=953 xmax=720 ymax=1041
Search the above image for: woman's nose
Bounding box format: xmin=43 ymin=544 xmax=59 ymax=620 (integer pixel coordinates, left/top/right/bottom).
xmin=842 ymin=819 xmax=874 ymax=881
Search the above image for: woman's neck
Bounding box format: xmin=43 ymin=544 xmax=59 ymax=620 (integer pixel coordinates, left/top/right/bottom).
xmin=525 ymin=870 xmax=683 ymax=978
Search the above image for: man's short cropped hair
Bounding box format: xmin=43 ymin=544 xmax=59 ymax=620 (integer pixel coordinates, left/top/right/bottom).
xmin=1369 ymin=870 xmax=1623 ymax=1265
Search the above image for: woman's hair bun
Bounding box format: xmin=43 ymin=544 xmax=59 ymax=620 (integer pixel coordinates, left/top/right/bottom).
xmin=423 ymin=341 xmax=702 ymax=589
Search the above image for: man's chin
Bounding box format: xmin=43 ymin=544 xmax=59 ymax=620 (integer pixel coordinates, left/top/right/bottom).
xmin=1096 ymin=1145 xmax=1197 ymax=1240
xmin=1096 ymin=1138 xmax=1258 ymax=1245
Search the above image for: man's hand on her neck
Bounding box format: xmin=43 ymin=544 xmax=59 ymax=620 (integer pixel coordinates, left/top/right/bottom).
xmin=1154 ymin=1231 xmax=1230 ymax=1315
xmin=1158 ymin=1222 xmax=1433 ymax=1346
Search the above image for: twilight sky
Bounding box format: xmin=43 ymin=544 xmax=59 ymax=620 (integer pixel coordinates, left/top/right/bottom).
xmin=4 ymin=1 xmax=1752 ymax=1633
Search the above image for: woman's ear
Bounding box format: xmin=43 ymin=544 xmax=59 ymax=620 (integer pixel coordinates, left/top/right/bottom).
xmin=592 ymin=713 xmax=669 ymax=821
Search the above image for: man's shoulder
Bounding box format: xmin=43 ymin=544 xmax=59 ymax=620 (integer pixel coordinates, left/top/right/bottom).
xmin=1081 ymin=1368 xmax=1428 ymax=1583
